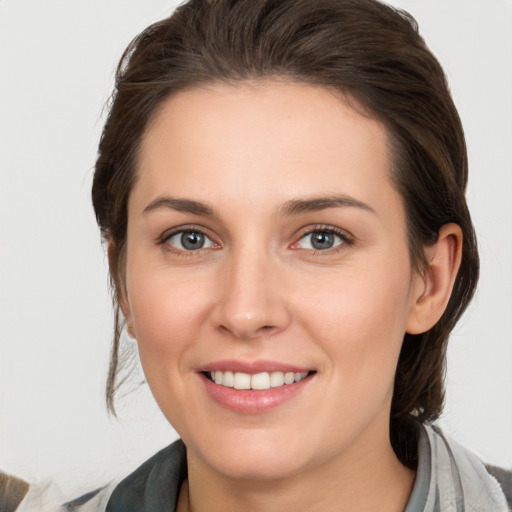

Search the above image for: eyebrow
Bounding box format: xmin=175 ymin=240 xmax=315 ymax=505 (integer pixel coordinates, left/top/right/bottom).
xmin=143 ymin=196 xmax=215 ymax=216
xmin=280 ymin=196 xmax=376 ymax=216
xmin=142 ymin=194 xmax=376 ymax=218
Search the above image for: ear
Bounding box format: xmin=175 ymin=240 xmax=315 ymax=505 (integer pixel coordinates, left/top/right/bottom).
xmin=108 ymin=241 xmax=136 ymax=339
xmin=406 ymin=223 xmax=463 ymax=334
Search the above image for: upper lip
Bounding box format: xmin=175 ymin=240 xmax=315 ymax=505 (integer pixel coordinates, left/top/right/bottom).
xmin=198 ymin=359 xmax=312 ymax=374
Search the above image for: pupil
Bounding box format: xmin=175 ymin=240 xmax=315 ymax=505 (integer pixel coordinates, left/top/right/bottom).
xmin=312 ymin=232 xmax=334 ymax=250
xmin=181 ymin=232 xmax=204 ymax=250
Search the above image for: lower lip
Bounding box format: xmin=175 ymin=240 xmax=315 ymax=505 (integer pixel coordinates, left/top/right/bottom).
xmin=201 ymin=373 xmax=313 ymax=414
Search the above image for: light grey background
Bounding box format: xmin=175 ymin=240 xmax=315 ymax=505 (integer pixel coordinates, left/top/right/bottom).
xmin=1 ymin=0 xmax=511 ymax=495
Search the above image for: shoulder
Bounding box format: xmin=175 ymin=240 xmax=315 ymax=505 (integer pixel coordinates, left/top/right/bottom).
xmin=419 ymin=423 xmax=511 ymax=511
xmin=66 ymin=439 xmax=187 ymax=512
xmin=485 ymin=464 xmax=512 ymax=509
xmin=3 ymin=440 xmax=187 ymax=512
xmin=1 ymin=472 xmax=116 ymax=512
xmin=105 ymin=439 xmax=187 ymax=512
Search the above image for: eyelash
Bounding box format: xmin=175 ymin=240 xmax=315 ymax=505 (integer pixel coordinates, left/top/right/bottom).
xmin=293 ymin=225 xmax=355 ymax=254
xmin=157 ymin=224 xmax=355 ymax=256
xmin=157 ymin=225 xmax=218 ymax=257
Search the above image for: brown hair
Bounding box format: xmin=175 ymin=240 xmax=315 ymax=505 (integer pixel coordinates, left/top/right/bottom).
xmin=92 ymin=0 xmax=479 ymax=467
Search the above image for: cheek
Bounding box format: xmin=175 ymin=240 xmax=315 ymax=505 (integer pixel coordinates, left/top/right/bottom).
xmin=124 ymin=266 xmax=217 ymax=422
xmin=294 ymin=260 xmax=412 ymax=378
xmin=125 ymin=265 xmax=212 ymax=364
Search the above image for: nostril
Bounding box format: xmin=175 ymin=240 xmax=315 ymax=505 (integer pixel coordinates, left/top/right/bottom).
xmin=256 ymin=325 xmax=277 ymax=335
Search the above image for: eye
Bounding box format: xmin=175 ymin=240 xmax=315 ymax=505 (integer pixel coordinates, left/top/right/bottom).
xmin=296 ymin=229 xmax=347 ymax=251
xmin=164 ymin=230 xmax=216 ymax=251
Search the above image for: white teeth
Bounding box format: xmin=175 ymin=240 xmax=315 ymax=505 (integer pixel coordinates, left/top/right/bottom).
xmin=209 ymin=370 xmax=309 ymax=390
xmin=284 ymin=372 xmax=295 ymax=385
xmin=234 ymin=372 xmax=251 ymax=390
xmin=251 ymin=372 xmax=270 ymax=390
xmin=295 ymin=371 xmax=308 ymax=382
xmin=270 ymin=371 xmax=284 ymax=387
xmin=223 ymin=371 xmax=234 ymax=387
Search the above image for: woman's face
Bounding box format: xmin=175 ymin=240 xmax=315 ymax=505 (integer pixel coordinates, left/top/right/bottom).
xmin=123 ymin=81 xmax=423 ymax=480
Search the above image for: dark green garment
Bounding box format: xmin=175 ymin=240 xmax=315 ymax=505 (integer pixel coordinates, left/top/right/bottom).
xmin=105 ymin=441 xmax=187 ymax=512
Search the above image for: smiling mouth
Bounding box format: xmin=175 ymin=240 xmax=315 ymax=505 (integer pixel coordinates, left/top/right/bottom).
xmin=204 ymin=370 xmax=313 ymax=390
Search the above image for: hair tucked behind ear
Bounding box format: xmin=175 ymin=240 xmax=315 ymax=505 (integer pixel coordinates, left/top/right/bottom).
xmin=92 ymin=0 xmax=478 ymax=467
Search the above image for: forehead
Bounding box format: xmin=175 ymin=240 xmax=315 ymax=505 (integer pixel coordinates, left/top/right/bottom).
xmin=133 ymin=80 xmax=399 ymax=219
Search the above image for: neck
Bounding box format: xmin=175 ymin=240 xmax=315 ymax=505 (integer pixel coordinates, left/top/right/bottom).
xmin=178 ymin=423 xmax=415 ymax=512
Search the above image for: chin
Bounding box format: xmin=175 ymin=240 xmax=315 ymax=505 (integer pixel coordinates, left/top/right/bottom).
xmin=209 ymin=451 xmax=308 ymax=482
xmin=185 ymin=427 xmax=316 ymax=481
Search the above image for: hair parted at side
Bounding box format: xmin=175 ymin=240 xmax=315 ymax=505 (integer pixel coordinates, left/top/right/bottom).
xmin=92 ymin=0 xmax=479 ymax=467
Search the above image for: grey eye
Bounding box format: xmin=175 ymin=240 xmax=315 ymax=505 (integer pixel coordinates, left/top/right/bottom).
xmin=166 ymin=231 xmax=214 ymax=251
xmin=298 ymin=231 xmax=344 ymax=250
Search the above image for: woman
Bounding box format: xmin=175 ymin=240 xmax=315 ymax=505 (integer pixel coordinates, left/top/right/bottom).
xmin=7 ymin=0 xmax=511 ymax=510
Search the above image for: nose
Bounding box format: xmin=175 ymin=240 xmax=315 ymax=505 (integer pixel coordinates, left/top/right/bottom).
xmin=211 ymin=248 xmax=291 ymax=341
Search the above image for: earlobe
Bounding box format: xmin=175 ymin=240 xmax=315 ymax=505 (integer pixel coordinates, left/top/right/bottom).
xmin=125 ymin=322 xmax=136 ymax=339
xmin=406 ymin=223 xmax=463 ymax=334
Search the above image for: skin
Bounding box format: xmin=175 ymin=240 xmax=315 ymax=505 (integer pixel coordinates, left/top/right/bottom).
xmin=120 ymin=81 xmax=462 ymax=512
